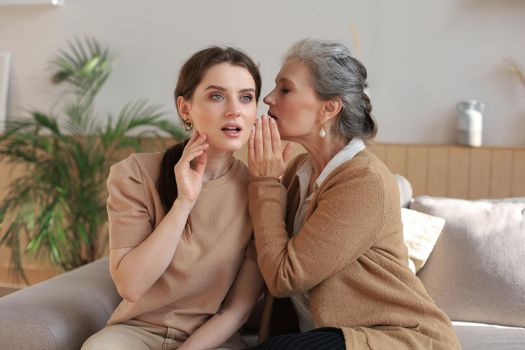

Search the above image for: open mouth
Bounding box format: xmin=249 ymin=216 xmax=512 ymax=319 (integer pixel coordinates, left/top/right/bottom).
xmin=221 ymin=126 xmax=242 ymax=132
xmin=221 ymin=122 xmax=243 ymax=137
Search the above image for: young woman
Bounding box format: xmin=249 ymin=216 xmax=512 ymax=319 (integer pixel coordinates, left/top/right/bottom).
xmin=82 ymin=47 xmax=264 ymax=350
xmin=247 ymin=38 xmax=461 ymax=349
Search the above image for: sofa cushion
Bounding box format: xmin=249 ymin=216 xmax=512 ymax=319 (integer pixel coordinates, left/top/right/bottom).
xmin=452 ymin=321 xmax=525 ymax=350
xmin=411 ymin=196 xmax=525 ymax=328
xmin=395 ymin=175 xmax=412 ymax=208
xmin=401 ymin=208 xmax=445 ymax=273
xmin=0 ymin=257 xmax=121 ymax=350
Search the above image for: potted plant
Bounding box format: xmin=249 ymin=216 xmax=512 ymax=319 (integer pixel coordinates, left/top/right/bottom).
xmin=0 ymin=38 xmax=185 ymax=283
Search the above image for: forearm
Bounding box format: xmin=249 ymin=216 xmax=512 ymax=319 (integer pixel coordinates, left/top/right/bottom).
xmin=178 ymin=309 xmax=248 ymax=350
xmin=250 ymin=170 xmax=384 ymax=297
xmin=112 ymin=199 xmax=193 ymax=301
xmin=249 ymin=178 xmax=295 ymax=295
xmin=180 ymin=258 xmax=264 ymax=350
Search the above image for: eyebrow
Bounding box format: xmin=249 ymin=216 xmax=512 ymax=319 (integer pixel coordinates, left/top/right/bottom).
xmin=275 ymin=77 xmax=296 ymax=86
xmin=204 ymin=85 xmax=256 ymax=94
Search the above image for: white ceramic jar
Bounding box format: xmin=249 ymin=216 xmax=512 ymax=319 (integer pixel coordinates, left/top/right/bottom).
xmin=456 ymin=100 xmax=484 ymax=147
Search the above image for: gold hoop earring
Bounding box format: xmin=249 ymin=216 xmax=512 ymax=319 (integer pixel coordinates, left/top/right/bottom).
xmin=184 ymin=120 xmax=193 ymax=132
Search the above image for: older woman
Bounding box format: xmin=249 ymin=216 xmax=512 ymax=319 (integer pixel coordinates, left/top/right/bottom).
xmin=247 ymin=39 xmax=460 ymax=349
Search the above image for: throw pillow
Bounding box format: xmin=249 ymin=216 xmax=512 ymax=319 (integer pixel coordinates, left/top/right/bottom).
xmin=396 ymin=175 xmax=413 ymax=208
xmin=412 ymin=196 xmax=525 ymax=328
xmin=401 ymin=208 xmax=445 ymax=273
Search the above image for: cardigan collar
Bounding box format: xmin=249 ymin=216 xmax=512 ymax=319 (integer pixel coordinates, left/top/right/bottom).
xmin=296 ymin=137 xmax=365 ymax=194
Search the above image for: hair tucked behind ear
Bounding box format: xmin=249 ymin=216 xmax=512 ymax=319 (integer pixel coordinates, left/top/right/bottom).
xmin=284 ymin=38 xmax=377 ymax=141
xmin=158 ymin=139 xmax=189 ymax=213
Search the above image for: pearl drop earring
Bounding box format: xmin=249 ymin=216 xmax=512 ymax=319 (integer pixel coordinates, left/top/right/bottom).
xmin=319 ymin=123 xmax=326 ymax=138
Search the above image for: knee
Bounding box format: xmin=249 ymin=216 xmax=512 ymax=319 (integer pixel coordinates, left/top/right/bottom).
xmin=81 ymin=328 xmax=134 ymax=350
xmin=81 ymin=332 xmax=112 ymax=350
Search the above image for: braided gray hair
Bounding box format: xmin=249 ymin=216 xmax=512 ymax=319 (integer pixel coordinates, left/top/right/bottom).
xmin=284 ymin=38 xmax=377 ymax=141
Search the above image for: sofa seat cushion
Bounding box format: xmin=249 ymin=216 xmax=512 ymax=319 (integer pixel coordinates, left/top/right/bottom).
xmin=453 ymin=321 xmax=525 ymax=350
xmin=411 ymin=196 xmax=525 ymax=328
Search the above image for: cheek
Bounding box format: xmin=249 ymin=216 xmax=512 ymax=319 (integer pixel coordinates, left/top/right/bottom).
xmin=243 ymin=104 xmax=257 ymax=123
xmin=281 ymin=100 xmax=303 ymax=124
xmin=281 ymin=106 xmax=317 ymax=134
xmin=191 ymin=105 xmax=217 ymax=125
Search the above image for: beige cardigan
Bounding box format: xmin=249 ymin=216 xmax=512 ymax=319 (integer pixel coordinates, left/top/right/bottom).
xmin=249 ymin=149 xmax=460 ymax=349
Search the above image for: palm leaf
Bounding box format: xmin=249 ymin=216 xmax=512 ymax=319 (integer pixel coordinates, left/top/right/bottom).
xmin=0 ymin=37 xmax=184 ymax=282
xmin=51 ymin=37 xmax=111 ymax=103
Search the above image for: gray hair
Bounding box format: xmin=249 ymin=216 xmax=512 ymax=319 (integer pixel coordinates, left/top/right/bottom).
xmin=284 ymin=38 xmax=377 ymax=141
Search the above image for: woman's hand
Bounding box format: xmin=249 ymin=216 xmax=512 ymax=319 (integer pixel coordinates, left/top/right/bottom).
xmin=174 ymin=131 xmax=208 ymax=205
xmin=248 ymin=115 xmax=293 ymax=178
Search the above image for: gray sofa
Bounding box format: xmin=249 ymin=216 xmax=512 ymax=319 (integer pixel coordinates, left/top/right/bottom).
xmin=1 ymin=176 xmax=524 ymax=349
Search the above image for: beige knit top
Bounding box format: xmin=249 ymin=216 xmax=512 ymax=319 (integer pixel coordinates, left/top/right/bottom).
xmin=106 ymin=152 xmax=255 ymax=336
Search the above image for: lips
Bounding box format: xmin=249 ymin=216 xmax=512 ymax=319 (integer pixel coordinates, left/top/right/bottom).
xmin=267 ymin=111 xmax=278 ymax=120
xmin=221 ymin=122 xmax=243 ymax=137
xmin=221 ymin=122 xmax=242 ymax=132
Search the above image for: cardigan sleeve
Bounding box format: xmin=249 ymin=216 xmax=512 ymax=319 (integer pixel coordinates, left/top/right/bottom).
xmin=249 ymin=167 xmax=385 ymax=297
xmin=107 ymin=156 xmax=153 ymax=249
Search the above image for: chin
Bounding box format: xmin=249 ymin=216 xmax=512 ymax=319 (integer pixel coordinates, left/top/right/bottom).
xmin=208 ymin=137 xmax=247 ymax=152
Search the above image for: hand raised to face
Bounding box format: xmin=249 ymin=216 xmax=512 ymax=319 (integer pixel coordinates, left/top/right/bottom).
xmin=248 ymin=115 xmax=293 ymax=179
xmin=174 ymin=131 xmax=209 ymax=206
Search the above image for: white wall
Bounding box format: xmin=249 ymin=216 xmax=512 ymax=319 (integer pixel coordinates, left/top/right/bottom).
xmin=0 ymin=0 xmax=524 ymax=146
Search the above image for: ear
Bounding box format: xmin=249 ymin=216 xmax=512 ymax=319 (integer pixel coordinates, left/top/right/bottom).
xmin=176 ymin=96 xmax=192 ymax=122
xmin=322 ymin=97 xmax=342 ymax=122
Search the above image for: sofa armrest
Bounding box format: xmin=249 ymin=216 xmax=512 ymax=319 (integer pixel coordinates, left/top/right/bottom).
xmin=0 ymin=257 xmax=121 ymax=350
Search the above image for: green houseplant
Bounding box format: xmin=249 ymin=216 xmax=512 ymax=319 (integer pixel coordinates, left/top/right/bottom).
xmin=0 ymin=38 xmax=184 ymax=283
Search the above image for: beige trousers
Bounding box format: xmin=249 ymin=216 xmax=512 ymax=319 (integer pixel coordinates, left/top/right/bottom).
xmin=81 ymin=319 xmax=247 ymax=350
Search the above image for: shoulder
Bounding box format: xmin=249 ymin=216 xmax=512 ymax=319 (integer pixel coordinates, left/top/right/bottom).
xmin=109 ymin=152 xmax=164 ymax=183
xmin=128 ymin=152 xmax=164 ymax=179
xmin=332 ymin=148 xmax=391 ymax=179
xmin=107 ymin=153 xmax=164 ymax=203
xmin=320 ymin=149 xmax=398 ymax=201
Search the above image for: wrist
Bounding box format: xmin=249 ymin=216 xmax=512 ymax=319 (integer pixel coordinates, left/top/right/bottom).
xmin=172 ymin=198 xmax=195 ymax=213
xmin=249 ymin=175 xmax=281 ymax=183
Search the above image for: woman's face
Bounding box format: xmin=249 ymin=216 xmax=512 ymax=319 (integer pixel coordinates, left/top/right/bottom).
xmin=180 ymin=62 xmax=258 ymax=152
xmin=263 ymin=58 xmax=324 ymax=141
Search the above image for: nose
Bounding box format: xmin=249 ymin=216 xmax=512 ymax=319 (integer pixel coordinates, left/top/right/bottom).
xmin=263 ymin=90 xmax=275 ymax=106
xmin=225 ymin=109 xmax=241 ymax=118
xmin=225 ymin=100 xmax=241 ymax=118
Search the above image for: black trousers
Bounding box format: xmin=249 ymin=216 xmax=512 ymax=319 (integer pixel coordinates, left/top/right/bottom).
xmin=248 ymin=327 xmax=345 ymax=350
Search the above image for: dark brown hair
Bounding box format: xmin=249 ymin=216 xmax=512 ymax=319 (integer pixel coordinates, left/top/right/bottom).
xmin=158 ymin=47 xmax=261 ymax=212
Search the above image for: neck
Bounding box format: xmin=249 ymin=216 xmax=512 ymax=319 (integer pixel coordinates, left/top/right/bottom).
xmin=202 ymin=146 xmax=234 ymax=182
xmin=290 ymin=133 xmax=347 ymax=180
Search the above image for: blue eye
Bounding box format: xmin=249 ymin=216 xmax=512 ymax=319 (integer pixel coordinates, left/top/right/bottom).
xmin=211 ymin=93 xmax=224 ymax=101
xmin=240 ymin=95 xmax=253 ymax=103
